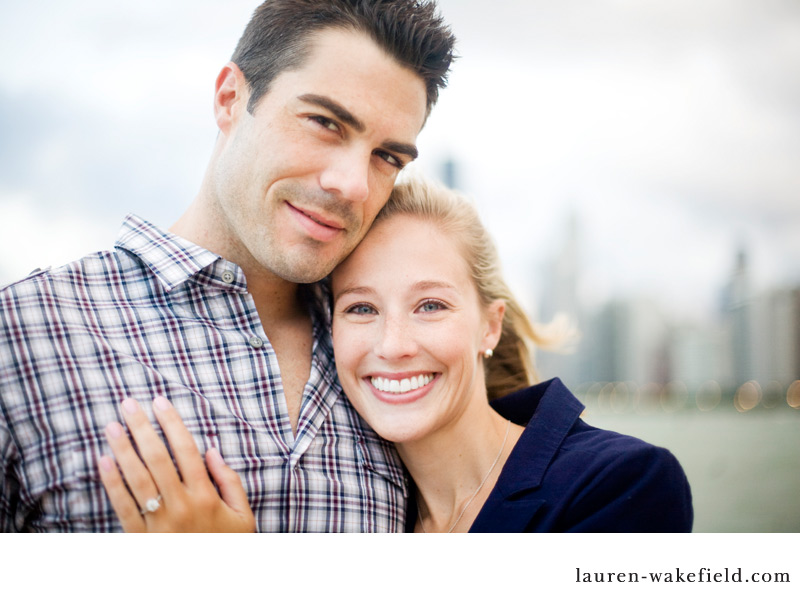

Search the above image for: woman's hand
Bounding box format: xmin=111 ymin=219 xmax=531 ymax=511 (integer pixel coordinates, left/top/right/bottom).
xmin=98 ymin=396 xmax=256 ymax=532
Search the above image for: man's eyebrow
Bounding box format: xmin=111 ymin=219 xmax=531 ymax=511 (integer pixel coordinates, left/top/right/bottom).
xmin=382 ymin=140 xmax=418 ymax=161
xmin=298 ymin=93 xmax=419 ymax=161
xmin=299 ymin=94 xmax=365 ymax=133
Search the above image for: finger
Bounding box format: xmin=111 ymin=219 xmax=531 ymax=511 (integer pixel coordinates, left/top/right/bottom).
xmin=206 ymin=448 xmax=252 ymax=517
xmin=119 ymin=398 xmax=184 ymax=496
xmin=151 ymin=397 xmax=209 ymax=488
xmin=104 ymin=420 xmax=162 ymax=510
xmin=98 ymin=454 xmax=146 ymax=532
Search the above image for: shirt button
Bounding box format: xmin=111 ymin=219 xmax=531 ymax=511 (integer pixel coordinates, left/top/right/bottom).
xmin=249 ymin=336 xmax=264 ymax=348
xmin=221 ymin=271 xmax=235 ymax=284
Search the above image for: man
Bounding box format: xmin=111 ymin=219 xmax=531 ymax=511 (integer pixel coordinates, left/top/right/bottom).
xmin=0 ymin=0 xmax=455 ymax=532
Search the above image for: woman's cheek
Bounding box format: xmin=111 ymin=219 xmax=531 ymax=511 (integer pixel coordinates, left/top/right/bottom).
xmin=334 ymin=325 xmax=369 ymax=379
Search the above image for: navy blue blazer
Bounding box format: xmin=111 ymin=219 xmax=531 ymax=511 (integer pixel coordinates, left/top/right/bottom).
xmin=406 ymin=378 xmax=693 ymax=532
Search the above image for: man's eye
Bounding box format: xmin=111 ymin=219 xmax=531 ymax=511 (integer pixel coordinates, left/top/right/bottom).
xmin=311 ymin=116 xmax=339 ymax=132
xmin=376 ymin=151 xmax=403 ymax=169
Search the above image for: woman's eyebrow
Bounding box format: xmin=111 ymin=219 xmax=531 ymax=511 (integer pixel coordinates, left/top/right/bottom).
xmin=333 ymin=285 xmax=376 ymax=302
xmin=334 ymin=280 xmax=457 ymax=303
xmin=411 ymin=280 xmax=457 ymax=292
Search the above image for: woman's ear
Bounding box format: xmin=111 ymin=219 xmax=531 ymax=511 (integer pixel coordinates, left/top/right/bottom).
xmin=214 ymin=62 xmax=249 ymax=135
xmin=481 ymin=299 xmax=506 ymax=352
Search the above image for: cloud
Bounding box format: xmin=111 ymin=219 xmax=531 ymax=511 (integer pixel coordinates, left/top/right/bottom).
xmin=0 ymin=193 xmax=116 ymax=286
xmin=0 ymin=88 xmax=207 ymax=223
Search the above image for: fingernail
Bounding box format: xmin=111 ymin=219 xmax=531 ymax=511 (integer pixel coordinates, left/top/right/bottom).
xmin=99 ymin=456 xmax=115 ymax=473
xmin=105 ymin=422 xmax=124 ymax=439
xmin=122 ymin=398 xmax=139 ymax=415
xmin=153 ymin=396 xmax=172 ymax=411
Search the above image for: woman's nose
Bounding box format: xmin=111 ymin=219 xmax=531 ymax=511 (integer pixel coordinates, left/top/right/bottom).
xmin=374 ymin=315 xmax=418 ymax=360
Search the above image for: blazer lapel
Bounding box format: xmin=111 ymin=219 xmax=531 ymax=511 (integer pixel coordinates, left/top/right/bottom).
xmin=470 ymin=496 xmax=547 ymax=532
xmin=470 ymin=379 xmax=586 ymax=532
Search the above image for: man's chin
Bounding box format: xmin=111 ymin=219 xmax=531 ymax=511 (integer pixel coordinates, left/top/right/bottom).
xmin=268 ymin=256 xmax=339 ymax=284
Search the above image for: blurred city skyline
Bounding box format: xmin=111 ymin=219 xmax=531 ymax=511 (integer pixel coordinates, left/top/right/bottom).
xmin=536 ymin=216 xmax=800 ymax=408
xmin=1 ymin=0 xmax=799 ymax=328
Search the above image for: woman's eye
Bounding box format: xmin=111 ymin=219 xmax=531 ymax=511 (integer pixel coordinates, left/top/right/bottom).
xmin=345 ymin=303 xmax=377 ymax=315
xmin=418 ymin=300 xmax=447 ymax=313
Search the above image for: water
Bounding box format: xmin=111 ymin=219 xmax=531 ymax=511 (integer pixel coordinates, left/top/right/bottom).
xmin=580 ymin=404 xmax=800 ymax=532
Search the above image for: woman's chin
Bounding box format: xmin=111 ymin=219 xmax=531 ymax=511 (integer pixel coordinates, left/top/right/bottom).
xmin=363 ymin=417 xmax=432 ymax=445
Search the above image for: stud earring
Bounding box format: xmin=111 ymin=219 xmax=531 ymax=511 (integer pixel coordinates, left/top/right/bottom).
xmin=483 ymin=348 xmax=493 ymax=359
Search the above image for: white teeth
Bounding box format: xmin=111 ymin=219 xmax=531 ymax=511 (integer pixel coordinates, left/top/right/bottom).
xmin=370 ymin=374 xmax=433 ymax=394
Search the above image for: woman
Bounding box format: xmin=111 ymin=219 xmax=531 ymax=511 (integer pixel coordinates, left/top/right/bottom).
xmin=99 ymin=178 xmax=693 ymax=532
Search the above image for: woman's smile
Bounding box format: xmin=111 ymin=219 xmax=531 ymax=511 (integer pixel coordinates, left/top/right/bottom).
xmin=366 ymin=373 xmax=439 ymax=404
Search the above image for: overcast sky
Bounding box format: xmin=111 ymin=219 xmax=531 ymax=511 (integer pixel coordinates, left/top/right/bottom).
xmin=1 ymin=0 xmax=799 ymax=323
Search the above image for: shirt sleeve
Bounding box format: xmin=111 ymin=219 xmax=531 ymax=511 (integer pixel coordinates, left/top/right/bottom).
xmin=0 ymin=420 xmax=22 ymax=533
xmin=564 ymin=443 xmax=694 ymax=533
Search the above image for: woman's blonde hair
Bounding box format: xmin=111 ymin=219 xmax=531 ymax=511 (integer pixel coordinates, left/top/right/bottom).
xmin=377 ymin=177 xmax=570 ymax=400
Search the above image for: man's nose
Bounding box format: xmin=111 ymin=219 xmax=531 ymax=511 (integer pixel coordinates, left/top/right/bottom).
xmin=319 ymin=148 xmax=370 ymax=203
xmin=374 ymin=315 xmax=418 ymax=360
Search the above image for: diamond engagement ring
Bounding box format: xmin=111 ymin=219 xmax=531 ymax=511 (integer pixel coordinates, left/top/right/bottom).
xmin=140 ymin=494 xmax=162 ymax=515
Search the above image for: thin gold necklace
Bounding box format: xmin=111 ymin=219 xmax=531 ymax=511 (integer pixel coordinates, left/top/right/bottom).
xmin=416 ymin=419 xmax=511 ymax=533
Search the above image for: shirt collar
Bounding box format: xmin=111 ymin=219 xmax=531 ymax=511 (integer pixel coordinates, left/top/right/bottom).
xmin=114 ymin=213 xmax=245 ymax=293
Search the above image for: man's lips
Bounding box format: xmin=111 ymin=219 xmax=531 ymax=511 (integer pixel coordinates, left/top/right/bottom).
xmin=287 ymin=203 xmax=345 ymax=242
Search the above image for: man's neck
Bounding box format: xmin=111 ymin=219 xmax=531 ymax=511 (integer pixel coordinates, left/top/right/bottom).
xmin=170 ymin=198 xmax=314 ymax=435
xmin=170 ymin=198 xmax=305 ymax=323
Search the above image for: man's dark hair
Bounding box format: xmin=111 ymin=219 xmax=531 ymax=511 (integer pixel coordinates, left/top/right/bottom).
xmin=231 ymin=0 xmax=456 ymax=116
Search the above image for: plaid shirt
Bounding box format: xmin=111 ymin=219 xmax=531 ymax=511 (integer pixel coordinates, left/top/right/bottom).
xmin=0 ymin=214 xmax=407 ymax=532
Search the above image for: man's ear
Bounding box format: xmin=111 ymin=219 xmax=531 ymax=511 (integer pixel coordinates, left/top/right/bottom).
xmin=481 ymin=299 xmax=506 ymax=353
xmin=214 ymin=62 xmax=249 ymax=135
